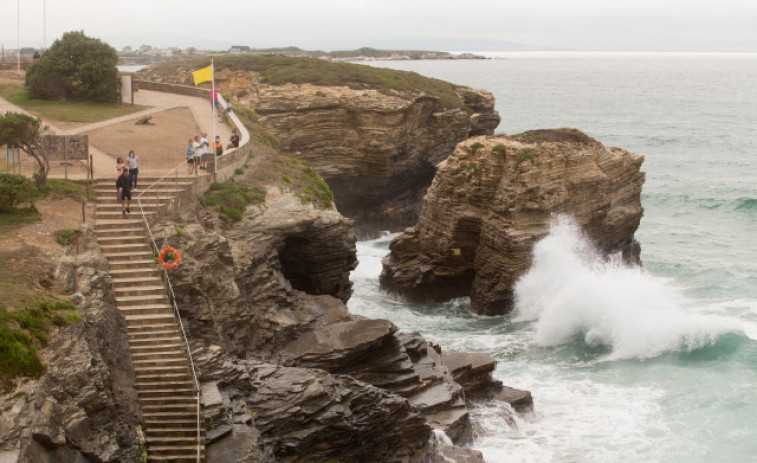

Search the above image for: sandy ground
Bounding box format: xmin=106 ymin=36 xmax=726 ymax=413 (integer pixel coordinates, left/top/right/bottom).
xmin=85 ymin=106 xmax=202 ymax=176
xmin=0 ymin=76 xmax=234 ymax=179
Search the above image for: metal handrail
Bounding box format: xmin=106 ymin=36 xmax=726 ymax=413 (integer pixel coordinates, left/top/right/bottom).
xmin=136 ymin=164 xmax=202 ymax=463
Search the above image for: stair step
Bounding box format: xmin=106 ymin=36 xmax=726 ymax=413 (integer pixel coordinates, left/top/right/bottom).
xmin=114 ymin=286 xmax=166 ymax=298
xmin=142 ymin=403 xmax=197 ymax=413
xmin=135 ymin=363 xmax=191 ymax=374
xmin=107 ymin=259 xmax=157 ymax=271
xmin=95 ymin=219 xmax=144 ymax=229
xmin=127 ymin=323 xmax=177 ymax=333
xmin=118 ymin=296 xmax=170 ymax=307
xmin=113 ymin=278 xmax=163 ymax=289
xmin=147 ymin=428 xmax=200 ymax=438
xmin=124 ymin=314 xmax=175 ymax=326
xmin=139 ymin=393 xmax=196 ymax=403
xmin=131 ymin=341 xmax=184 ymax=353
xmin=100 ymin=242 xmax=151 ymax=252
xmin=137 ymin=372 xmax=194 ymax=383
xmin=132 ymin=348 xmax=187 ymax=360
xmin=144 ymin=417 xmax=198 ymax=426
xmin=137 ymin=380 xmax=195 ymax=390
xmin=94 ymin=226 xmax=144 ymax=236
xmin=129 ymin=330 xmax=180 ymax=341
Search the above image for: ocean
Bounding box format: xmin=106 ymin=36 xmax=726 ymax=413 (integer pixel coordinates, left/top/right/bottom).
xmin=350 ymin=53 xmax=757 ymax=463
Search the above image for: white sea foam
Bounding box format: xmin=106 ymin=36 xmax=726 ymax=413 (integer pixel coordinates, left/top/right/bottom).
xmin=513 ymin=216 xmax=743 ymax=360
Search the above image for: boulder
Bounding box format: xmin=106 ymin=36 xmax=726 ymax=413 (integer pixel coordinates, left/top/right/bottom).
xmin=381 ymin=129 xmax=645 ymax=315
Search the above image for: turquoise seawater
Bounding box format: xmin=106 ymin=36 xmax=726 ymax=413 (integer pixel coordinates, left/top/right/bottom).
xmin=349 ymin=53 xmax=757 ymax=463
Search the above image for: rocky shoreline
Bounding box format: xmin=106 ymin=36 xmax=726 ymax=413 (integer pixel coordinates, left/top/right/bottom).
xmin=380 ymin=129 xmax=645 ymax=315
xmin=2 ymin=61 xmax=647 ymax=462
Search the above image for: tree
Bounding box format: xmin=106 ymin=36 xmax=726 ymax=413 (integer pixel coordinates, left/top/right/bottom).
xmin=0 ymin=113 xmax=50 ymax=188
xmin=25 ymin=31 xmax=119 ymax=103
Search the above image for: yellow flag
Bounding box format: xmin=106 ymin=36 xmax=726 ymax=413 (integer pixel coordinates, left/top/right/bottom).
xmin=192 ymin=65 xmax=213 ymax=86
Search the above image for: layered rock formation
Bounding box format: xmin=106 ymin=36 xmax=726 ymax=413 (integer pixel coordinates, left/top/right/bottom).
xmin=138 ymin=64 xmax=500 ymax=237
xmin=381 ymin=129 xmax=645 ymax=315
xmin=154 ymin=162 xmax=530 ymax=461
xmin=0 ymin=228 xmax=143 ymax=463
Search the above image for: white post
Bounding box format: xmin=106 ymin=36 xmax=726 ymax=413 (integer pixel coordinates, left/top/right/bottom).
xmin=211 ymin=60 xmax=217 ymax=175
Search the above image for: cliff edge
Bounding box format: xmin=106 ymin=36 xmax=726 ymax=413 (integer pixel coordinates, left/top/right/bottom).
xmin=138 ymin=57 xmax=500 ymax=237
xmin=381 ymin=129 xmax=645 ymax=316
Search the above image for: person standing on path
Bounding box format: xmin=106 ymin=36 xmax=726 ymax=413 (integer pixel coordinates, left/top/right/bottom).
xmin=127 ymin=150 xmax=139 ymax=190
xmin=214 ymin=135 xmax=223 ymax=157
xmin=116 ymin=167 xmax=132 ymax=215
xmin=192 ymin=136 xmax=203 ymax=176
xmin=199 ymin=132 xmax=209 ymax=170
xmin=116 ymin=157 xmax=125 ymax=178
xmin=186 ymin=138 xmax=197 ymax=176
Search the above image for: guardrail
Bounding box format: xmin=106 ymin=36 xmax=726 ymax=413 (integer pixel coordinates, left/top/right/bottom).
xmin=130 ymin=81 xmax=254 ymax=463
xmin=136 ymin=192 xmax=202 ymax=463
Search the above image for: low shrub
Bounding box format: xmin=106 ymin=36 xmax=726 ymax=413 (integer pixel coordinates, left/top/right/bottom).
xmin=515 ymin=150 xmax=536 ymax=169
xmin=204 ymin=181 xmax=265 ymax=222
xmin=0 ymin=298 xmax=80 ymax=391
xmin=0 ymin=174 xmax=34 ymax=212
xmin=469 ymin=142 xmax=484 ymax=154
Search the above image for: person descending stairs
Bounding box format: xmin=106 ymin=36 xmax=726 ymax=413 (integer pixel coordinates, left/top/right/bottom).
xmin=93 ymin=176 xmax=205 ymax=463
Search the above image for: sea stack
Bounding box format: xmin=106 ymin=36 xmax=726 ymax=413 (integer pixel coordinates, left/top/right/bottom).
xmin=380 ymin=129 xmax=645 ymax=316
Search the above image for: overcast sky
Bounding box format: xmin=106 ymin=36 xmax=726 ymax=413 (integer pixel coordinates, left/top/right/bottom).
xmin=2 ymin=0 xmax=757 ymax=52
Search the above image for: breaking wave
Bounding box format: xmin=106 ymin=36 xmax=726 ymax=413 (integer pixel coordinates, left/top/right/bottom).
xmin=513 ymin=216 xmax=744 ymax=360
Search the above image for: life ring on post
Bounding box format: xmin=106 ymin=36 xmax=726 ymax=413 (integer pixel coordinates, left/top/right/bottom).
xmin=158 ymin=247 xmax=180 ymax=269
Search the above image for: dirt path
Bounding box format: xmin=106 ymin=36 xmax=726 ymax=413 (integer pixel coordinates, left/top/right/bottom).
xmin=0 ymin=86 xmax=235 ymax=180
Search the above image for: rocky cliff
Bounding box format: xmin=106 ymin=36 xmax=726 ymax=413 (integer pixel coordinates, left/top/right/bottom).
xmin=138 ymin=59 xmax=500 ymax=237
xmin=148 ymin=155 xmax=530 ymax=462
xmin=380 ymin=129 xmax=645 ymax=316
xmin=0 ymin=228 xmax=143 ymax=463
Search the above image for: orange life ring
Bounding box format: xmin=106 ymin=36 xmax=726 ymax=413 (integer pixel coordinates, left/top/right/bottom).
xmin=158 ymin=247 xmax=180 ymax=269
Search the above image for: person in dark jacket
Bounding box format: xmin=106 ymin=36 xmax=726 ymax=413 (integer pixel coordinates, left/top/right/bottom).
xmin=116 ymin=167 xmax=132 ymax=215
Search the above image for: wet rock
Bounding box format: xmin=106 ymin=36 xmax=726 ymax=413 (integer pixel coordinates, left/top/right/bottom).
xmin=381 ymin=130 xmax=645 ymax=315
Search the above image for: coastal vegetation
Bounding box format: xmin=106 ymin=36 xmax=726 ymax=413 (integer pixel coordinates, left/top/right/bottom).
xmin=154 ymin=55 xmax=467 ymax=109
xmin=26 ymin=31 xmax=120 ymax=103
xmin=0 ymin=82 xmax=141 ymax=123
xmin=0 ymin=297 xmax=80 ymax=392
xmin=202 ymin=180 xmax=266 ymax=222
xmin=515 ymin=150 xmax=536 ymax=168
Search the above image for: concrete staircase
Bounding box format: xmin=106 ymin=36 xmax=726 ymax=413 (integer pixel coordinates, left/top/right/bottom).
xmin=93 ymin=177 xmax=205 ymax=463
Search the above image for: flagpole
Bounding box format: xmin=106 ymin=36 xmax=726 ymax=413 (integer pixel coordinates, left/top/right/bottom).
xmin=211 ymin=59 xmax=217 ymax=175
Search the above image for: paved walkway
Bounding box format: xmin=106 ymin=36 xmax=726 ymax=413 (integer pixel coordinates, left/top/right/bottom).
xmin=0 ymin=89 xmax=233 ymax=180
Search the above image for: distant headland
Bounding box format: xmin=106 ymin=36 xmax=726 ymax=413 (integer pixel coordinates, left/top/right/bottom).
xmin=117 ymin=46 xmax=486 ymax=66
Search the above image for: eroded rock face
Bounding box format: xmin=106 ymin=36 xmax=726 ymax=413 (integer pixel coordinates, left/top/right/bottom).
xmin=138 ymin=66 xmax=500 ymax=237
xmin=381 ymin=129 xmax=645 ymax=315
xmin=158 ymin=180 xmax=524 ymax=462
xmin=0 ymin=229 xmax=142 ymax=463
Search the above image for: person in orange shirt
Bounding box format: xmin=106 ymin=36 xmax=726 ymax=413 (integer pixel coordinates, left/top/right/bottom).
xmin=213 ymin=135 xmax=223 ymax=157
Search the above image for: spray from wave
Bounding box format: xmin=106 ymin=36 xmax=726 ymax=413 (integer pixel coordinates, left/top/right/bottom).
xmin=513 ymin=216 xmax=743 ymax=360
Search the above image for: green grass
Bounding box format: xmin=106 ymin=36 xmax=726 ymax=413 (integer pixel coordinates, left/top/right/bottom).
xmin=0 ymin=297 xmax=80 ymax=392
xmin=203 ymin=181 xmax=266 ymax=222
xmin=0 ymin=206 xmax=40 ymax=237
xmin=469 ymin=142 xmax=484 ymax=154
xmin=493 ymin=144 xmax=507 ymax=156
xmin=54 ymin=228 xmax=80 ymax=246
xmin=151 ymin=56 xmax=467 ymax=110
xmin=0 ymin=83 xmax=144 ymax=123
xmin=467 ymin=162 xmax=481 ymax=177
xmin=515 ymin=150 xmax=537 ymax=169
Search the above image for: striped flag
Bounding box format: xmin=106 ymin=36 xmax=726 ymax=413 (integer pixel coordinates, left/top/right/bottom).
xmin=192 ymin=65 xmax=213 ymax=86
